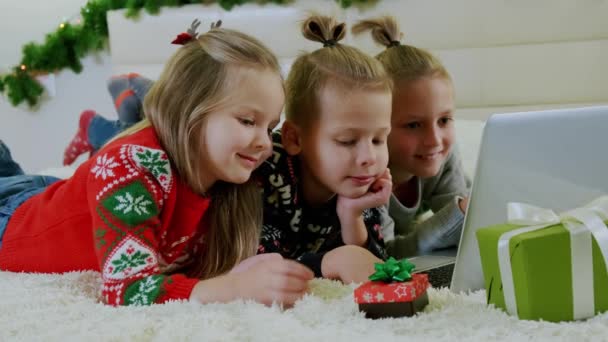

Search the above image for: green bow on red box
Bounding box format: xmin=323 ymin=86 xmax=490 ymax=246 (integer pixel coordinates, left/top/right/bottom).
xmin=369 ymin=257 xmax=416 ymax=283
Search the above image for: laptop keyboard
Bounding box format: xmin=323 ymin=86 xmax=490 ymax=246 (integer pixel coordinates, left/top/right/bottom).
xmin=422 ymin=263 xmax=455 ymax=288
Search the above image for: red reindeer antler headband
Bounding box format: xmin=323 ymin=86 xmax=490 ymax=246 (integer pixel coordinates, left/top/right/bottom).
xmin=171 ymin=19 xmax=223 ymax=45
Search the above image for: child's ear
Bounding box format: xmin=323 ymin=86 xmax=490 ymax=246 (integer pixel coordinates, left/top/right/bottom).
xmin=281 ymin=121 xmax=302 ymax=156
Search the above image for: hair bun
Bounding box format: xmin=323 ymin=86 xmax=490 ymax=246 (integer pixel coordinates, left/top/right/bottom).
xmin=352 ymin=16 xmax=403 ymax=49
xmin=302 ymin=15 xmax=346 ymax=48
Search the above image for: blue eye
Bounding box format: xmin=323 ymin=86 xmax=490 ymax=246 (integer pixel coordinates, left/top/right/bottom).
xmin=405 ymin=122 xmax=421 ymax=129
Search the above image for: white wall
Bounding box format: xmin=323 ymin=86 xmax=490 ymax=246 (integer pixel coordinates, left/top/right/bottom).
xmin=0 ymin=0 xmax=115 ymax=173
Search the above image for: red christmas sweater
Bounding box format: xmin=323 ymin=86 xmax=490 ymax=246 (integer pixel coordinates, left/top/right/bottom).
xmin=0 ymin=127 xmax=211 ymax=306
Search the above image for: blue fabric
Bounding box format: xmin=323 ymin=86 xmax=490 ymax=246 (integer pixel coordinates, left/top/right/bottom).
xmin=0 ymin=140 xmax=24 ymax=177
xmin=0 ymin=175 xmax=60 ymax=247
xmin=88 ymin=115 xmax=131 ymax=152
xmin=0 ymin=141 xmax=59 ymax=247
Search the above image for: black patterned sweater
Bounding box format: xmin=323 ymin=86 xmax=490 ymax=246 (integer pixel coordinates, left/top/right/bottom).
xmin=255 ymin=131 xmax=389 ymax=276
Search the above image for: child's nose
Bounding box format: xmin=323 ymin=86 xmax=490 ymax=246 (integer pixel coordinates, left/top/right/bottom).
xmin=423 ymin=127 xmax=442 ymax=147
xmin=357 ymin=143 xmax=376 ymax=166
xmin=254 ymin=130 xmax=272 ymax=152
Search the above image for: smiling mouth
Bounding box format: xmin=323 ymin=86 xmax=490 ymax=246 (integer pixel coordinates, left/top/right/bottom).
xmin=415 ymin=151 xmax=443 ymax=160
xmin=349 ymin=176 xmax=374 ymax=185
xmin=237 ymin=153 xmax=258 ymax=166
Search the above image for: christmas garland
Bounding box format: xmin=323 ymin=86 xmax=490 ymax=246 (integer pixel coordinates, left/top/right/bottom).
xmin=0 ymin=0 xmax=376 ymax=108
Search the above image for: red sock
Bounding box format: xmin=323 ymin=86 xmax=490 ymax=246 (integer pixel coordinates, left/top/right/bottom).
xmin=63 ymin=110 xmax=95 ymax=166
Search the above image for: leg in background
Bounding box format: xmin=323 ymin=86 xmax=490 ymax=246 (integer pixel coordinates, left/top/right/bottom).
xmin=62 ymin=110 xmax=96 ymax=166
xmin=87 ymin=115 xmax=131 ymax=153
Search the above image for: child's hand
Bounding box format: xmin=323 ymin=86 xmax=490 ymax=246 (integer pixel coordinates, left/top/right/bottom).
xmin=191 ymin=255 xmax=314 ymax=307
xmin=336 ymin=169 xmax=392 ymax=246
xmin=321 ymin=245 xmax=382 ymax=284
xmin=229 ymin=253 xmax=283 ymax=274
xmin=458 ymin=196 xmax=469 ymax=213
xmin=337 ymin=168 xmax=392 ymax=219
xmin=230 ymin=256 xmax=314 ymax=307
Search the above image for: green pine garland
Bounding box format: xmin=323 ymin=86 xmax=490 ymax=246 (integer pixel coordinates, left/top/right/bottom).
xmin=3 ymin=67 xmax=44 ymax=107
xmin=1 ymin=0 xmax=377 ymax=108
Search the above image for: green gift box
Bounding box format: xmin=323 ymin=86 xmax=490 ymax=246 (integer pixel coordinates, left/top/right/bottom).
xmin=476 ymin=197 xmax=608 ymax=322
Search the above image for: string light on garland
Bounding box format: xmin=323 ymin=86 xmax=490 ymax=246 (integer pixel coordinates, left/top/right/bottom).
xmin=0 ymin=0 xmax=378 ymax=108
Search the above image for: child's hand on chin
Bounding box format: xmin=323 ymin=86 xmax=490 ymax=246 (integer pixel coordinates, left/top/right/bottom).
xmin=337 ymin=168 xmax=392 ymax=219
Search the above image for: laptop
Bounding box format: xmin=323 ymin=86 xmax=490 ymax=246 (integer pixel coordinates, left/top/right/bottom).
xmin=408 ymin=105 xmax=608 ymax=290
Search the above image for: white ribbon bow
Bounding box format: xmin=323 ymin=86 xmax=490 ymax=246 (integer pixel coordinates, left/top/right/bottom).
xmin=498 ymin=196 xmax=608 ymax=319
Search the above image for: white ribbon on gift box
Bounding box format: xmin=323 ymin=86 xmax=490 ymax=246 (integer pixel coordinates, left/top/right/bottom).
xmin=497 ymin=196 xmax=608 ymax=319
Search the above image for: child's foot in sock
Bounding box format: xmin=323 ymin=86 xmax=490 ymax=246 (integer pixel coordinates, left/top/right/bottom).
xmin=108 ymin=73 xmax=152 ymax=124
xmin=63 ymin=110 xmax=95 ymax=166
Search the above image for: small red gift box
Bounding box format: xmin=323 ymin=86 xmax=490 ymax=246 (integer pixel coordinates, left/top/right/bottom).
xmin=354 ymin=273 xmax=429 ymax=319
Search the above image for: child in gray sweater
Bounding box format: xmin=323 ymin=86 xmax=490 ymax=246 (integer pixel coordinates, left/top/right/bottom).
xmin=353 ymin=17 xmax=469 ymax=258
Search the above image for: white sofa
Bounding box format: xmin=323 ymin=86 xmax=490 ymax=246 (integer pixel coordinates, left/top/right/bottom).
xmin=108 ymin=0 xmax=608 ymax=121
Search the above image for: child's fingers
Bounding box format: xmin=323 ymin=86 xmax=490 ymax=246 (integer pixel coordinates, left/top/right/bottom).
xmin=230 ymin=253 xmax=283 ymax=274
xmin=271 ymin=274 xmax=310 ymax=293
xmin=272 ymin=290 xmax=307 ymax=308
xmin=369 ymin=178 xmax=384 ymax=192
xmin=366 ymin=180 xmax=393 ymax=206
xmin=382 ymin=168 xmax=391 ymax=180
xmin=254 ymin=253 xmax=283 ymax=262
xmin=370 ymin=178 xmax=392 ymax=193
xmin=377 ymin=168 xmax=391 ymax=181
xmin=379 ymin=180 xmax=392 ymax=199
xmin=276 ymin=260 xmax=315 ymax=280
xmin=380 ymin=178 xmax=392 ymax=192
xmin=370 ymin=169 xmax=392 ymax=192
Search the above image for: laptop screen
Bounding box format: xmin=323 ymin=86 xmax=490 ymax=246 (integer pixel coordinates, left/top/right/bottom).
xmin=450 ymin=105 xmax=608 ymax=293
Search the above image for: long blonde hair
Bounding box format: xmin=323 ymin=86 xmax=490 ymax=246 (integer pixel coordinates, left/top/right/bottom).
xmin=116 ymin=25 xmax=281 ymax=279
xmin=285 ymin=15 xmax=392 ymax=128
xmin=352 ymin=16 xmax=451 ymax=83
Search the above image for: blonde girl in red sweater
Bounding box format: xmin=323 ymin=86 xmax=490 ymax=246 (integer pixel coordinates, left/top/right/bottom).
xmin=0 ymin=20 xmax=313 ymax=307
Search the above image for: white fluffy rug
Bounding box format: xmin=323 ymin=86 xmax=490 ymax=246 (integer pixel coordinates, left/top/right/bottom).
xmin=2 ymin=271 xmax=608 ymax=341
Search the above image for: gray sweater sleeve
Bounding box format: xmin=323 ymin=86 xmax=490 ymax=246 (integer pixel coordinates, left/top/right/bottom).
xmin=385 ymin=147 xmax=469 ymax=258
xmin=422 ymin=146 xmax=469 ymax=211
